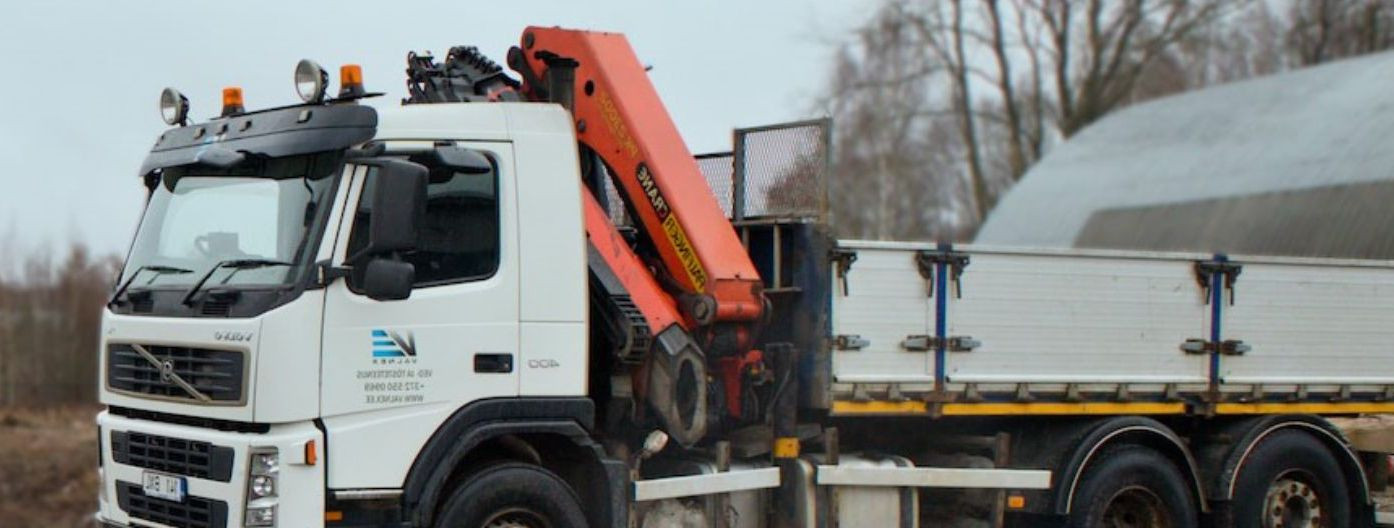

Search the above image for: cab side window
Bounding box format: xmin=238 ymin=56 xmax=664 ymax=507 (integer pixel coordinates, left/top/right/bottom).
xmin=347 ymin=155 xmax=500 ymax=287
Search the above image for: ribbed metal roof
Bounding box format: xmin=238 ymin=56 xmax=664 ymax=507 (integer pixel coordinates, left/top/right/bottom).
xmin=974 ymin=51 xmax=1394 ymax=259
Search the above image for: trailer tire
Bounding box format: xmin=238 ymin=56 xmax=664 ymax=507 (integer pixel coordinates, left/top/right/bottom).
xmin=1067 ymin=444 xmax=1198 ymax=528
xmin=1228 ymin=430 xmax=1349 ymax=528
xmin=435 ymin=462 xmax=589 ymax=528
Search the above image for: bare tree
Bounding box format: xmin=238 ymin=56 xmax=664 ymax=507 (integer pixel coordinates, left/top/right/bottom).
xmin=0 ymin=242 xmax=118 ymax=406
xmin=814 ymin=8 xmax=973 ymax=240
xmin=809 ymin=0 xmax=1234 ymax=240
xmin=1288 ymin=0 xmax=1394 ymax=65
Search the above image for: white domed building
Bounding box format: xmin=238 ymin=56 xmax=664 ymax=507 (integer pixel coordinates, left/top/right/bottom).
xmin=975 ymin=51 xmax=1394 ymax=259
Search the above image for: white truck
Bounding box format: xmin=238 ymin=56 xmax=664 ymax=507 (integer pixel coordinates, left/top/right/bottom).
xmin=97 ymin=28 xmax=1392 ymax=528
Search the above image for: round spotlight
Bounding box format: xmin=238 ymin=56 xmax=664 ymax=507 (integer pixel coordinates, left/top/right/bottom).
xmin=295 ymin=59 xmax=328 ymax=103
xmin=159 ymin=88 xmax=190 ymax=126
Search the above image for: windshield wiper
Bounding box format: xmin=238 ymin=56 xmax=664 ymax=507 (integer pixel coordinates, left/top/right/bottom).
xmin=108 ymin=265 xmax=194 ymax=306
xmin=181 ymin=259 xmax=292 ymax=306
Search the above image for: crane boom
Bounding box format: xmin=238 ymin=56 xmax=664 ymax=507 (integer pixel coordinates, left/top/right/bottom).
xmin=508 ymin=28 xmax=766 ymax=349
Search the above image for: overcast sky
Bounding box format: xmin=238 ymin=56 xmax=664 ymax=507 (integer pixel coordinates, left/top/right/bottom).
xmin=0 ymin=0 xmax=874 ymax=259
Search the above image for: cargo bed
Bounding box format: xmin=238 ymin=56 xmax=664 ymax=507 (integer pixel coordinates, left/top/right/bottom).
xmin=824 ymin=241 xmax=1394 ymax=413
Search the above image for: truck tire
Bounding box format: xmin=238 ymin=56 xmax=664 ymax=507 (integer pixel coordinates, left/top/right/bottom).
xmin=435 ymin=462 xmax=589 ymax=528
xmin=1228 ymin=430 xmax=1349 ymax=528
xmin=1067 ymin=444 xmax=1198 ymax=528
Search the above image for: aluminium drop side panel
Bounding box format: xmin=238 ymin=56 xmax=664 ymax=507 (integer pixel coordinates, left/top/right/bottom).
xmin=1218 ymin=257 xmax=1394 ymax=393
xmin=830 ymin=242 xmax=936 ymax=390
xmin=944 ymin=247 xmax=1211 ymax=394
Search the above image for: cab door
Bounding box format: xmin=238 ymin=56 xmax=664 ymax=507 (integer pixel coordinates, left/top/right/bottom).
xmin=319 ymin=143 xmax=519 ymax=419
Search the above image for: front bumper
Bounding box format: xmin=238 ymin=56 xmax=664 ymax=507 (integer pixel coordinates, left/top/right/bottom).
xmin=96 ymin=409 xmax=325 ymax=528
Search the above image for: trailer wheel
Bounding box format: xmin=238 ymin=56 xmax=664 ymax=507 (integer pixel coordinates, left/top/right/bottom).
xmin=435 ymin=462 xmax=589 ymax=528
xmin=1068 ymin=444 xmax=1198 ymax=528
xmin=1229 ymin=430 xmax=1349 ymax=528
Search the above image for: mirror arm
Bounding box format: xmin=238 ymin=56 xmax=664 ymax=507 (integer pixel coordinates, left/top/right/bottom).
xmin=345 ymin=142 xmax=386 ymax=159
xmin=317 ymin=260 xmax=352 ymax=287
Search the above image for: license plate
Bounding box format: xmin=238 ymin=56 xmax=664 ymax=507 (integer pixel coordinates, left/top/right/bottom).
xmin=142 ymin=470 xmax=186 ymax=502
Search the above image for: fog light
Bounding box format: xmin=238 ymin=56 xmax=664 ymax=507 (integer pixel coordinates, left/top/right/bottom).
xmin=159 ymin=87 xmax=190 ymax=126
xmin=246 ymin=504 xmax=276 ymax=527
xmin=294 ymin=59 xmax=328 ymax=103
xmin=250 ymin=475 xmax=276 ymax=498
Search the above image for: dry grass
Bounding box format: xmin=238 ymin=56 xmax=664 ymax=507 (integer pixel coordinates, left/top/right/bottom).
xmin=0 ymin=405 xmax=100 ymax=528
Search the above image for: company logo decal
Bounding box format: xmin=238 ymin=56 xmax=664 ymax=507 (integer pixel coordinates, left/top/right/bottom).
xmin=372 ymin=329 xmax=417 ymax=358
xmin=636 ymin=163 xmax=708 ymax=292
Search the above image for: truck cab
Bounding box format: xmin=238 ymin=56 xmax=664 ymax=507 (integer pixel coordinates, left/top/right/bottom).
xmin=99 ymin=81 xmax=603 ymax=527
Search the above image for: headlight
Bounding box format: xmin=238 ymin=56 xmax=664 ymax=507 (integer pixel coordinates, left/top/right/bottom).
xmin=246 ymin=447 xmax=279 ymax=526
xmin=251 ymin=452 xmax=279 ymax=476
xmin=250 ymin=475 xmax=276 ymax=498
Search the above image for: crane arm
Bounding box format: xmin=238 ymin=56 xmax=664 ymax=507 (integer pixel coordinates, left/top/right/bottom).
xmin=507 ymin=28 xmax=765 ymax=353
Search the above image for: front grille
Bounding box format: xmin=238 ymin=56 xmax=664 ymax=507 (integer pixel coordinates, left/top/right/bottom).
xmin=117 ymin=482 xmax=228 ymax=528
xmin=107 ymin=344 xmax=245 ymax=404
xmin=111 ymin=431 xmax=234 ymax=481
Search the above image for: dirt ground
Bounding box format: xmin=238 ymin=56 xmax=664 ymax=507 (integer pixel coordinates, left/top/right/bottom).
xmin=0 ymin=406 xmax=100 ymax=528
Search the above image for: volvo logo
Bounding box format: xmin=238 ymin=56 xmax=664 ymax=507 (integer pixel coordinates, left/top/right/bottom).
xmin=129 ymin=344 xmax=212 ymax=403
xmin=214 ymin=331 xmax=254 ymax=342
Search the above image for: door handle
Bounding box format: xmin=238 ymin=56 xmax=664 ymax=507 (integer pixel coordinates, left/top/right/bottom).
xmin=473 ymin=353 xmax=514 ymax=373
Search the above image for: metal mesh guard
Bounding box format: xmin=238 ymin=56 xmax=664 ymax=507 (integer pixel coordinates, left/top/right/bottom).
xmin=693 ymin=119 xmax=831 ymax=220
xmin=697 ymin=153 xmax=735 ymax=218
xmin=734 ymin=119 xmax=831 ymax=219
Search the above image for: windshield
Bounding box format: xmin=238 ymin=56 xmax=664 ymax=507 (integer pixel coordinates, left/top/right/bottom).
xmin=121 ymin=153 xmax=341 ymax=291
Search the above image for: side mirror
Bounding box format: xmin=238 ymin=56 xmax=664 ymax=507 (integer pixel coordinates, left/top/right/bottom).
xmin=361 ymin=258 xmax=414 ymax=301
xmin=431 ymin=146 xmax=493 ymax=174
xmin=348 ymin=158 xmax=428 ymax=264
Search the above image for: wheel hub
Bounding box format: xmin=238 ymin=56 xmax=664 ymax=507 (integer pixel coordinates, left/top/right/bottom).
xmin=482 ymin=507 xmax=552 ymax=528
xmin=1263 ymin=476 xmax=1323 ymax=528
xmin=1102 ymin=485 xmax=1171 ymax=528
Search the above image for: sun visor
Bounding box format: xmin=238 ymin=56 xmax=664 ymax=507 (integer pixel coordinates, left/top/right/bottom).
xmin=139 ymin=104 xmax=377 ymax=175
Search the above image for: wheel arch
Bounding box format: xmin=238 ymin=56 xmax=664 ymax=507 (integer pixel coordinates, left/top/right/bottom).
xmin=1065 ymin=420 xmax=1209 ymax=515
xmin=1205 ymin=415 xmax=1372 ymax=521
xmin=1018 ymin=416 xmax=1209 ymax=517
xmin=400 ymin=397 xmax=628 ymax=528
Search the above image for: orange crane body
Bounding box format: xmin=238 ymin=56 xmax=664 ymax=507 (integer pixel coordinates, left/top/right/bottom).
xmin=514 ymin=28 xmax=766 ymax=335
xmin=580 ymin=189 xmax=685 ymax=334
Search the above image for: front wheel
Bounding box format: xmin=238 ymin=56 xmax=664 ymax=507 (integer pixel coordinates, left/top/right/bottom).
xmin=435 ymin=462 xmax=589 ymax=528
xmin=1067 ymin=444 xmax=1199 ymax=528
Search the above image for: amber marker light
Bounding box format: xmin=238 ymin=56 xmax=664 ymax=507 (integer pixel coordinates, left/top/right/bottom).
xmin=221 ymin=87 xmax=245 ymax=116
xmin=339 ymin=64 xmax=365 ymax=97
xmin=1007 ymin=495 xmax=1027 ymax=509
